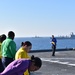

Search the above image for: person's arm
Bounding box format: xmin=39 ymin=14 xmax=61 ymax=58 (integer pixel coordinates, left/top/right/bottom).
xmin=56 ymin=39 xmax=57 ymax=43
xmin=54 ymin=38 xmax=57 ymax=45
xmin=9 ymin=41 xmax=16 ymax=58
xmin=24 ymin=69 xmax=29 ymax=75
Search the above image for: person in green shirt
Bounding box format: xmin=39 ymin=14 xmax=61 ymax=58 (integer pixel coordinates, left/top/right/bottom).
xmin=1 ymin=31 xmax=16 ymax=68
xmin=0 ymin=34 xmax=6 ymax=72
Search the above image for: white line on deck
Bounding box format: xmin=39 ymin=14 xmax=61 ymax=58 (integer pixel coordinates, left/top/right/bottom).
xmin=43 ymin=58 xmax=75 ymax=60
xmin=41 ymin=58 xmax=75 ymax=67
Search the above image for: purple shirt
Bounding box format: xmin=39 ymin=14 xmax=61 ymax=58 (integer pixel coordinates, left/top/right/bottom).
xmin=0 ymin=59 xmax=30 ymax=75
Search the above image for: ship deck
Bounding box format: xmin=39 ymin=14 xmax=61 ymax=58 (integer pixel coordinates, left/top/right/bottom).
xmin=29 ymin=50 xmax=75 ymax=75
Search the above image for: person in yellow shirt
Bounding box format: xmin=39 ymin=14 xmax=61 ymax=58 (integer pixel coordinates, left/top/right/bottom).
xmin=0 ymin=34 xmax=6 ymax=72
xmin=15 ymin=41 xmax=32 ymax=75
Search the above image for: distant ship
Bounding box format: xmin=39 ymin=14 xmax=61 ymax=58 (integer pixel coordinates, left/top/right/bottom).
xmin=70 ymin=32 xmax=75 ymax=38
xmin=54 ymin=32 xmax=75 ymax=39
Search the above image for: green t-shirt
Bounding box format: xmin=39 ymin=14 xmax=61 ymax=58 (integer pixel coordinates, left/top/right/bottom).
xmin=2 ymin=38 xmax=16 ymax=58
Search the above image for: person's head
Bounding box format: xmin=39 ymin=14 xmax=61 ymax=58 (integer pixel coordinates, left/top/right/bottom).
xmin=0 ymin=34 xmax=6 ymax=43
xmin=29 ymin=55 xmax=42 ymax=71
xmin=52 ymin=35 xmax=54 ymax=38
xmin=21 ymin=41 xmax=32 ymax=52
xmin=8 ymin=31 xmax=15 ymax=40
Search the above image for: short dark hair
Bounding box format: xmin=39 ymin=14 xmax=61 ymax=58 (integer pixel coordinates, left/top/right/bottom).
xmin=8 ymin=31 xmax=15 ymax=39
xmin=31 ymin=55 xmax=42 ymax=68
xmin=21 ymin=41 xmax=32 ymax=46
xmin=0 ymin=34 xmax=6 ymax=43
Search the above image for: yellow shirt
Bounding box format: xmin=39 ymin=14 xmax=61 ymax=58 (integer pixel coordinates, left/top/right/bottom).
xmin=0 ymin=43 xmax=2 ymax=59
xmin=15 ymin=47 xmax=30 ymax=75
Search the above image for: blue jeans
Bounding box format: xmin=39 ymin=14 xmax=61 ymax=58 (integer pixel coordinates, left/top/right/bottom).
xmin=2 ymin=57 xmax=13 ymax=69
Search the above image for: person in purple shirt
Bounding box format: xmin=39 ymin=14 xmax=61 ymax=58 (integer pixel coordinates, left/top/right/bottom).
xmin=0 ymin=55 xmax=42 ymax=75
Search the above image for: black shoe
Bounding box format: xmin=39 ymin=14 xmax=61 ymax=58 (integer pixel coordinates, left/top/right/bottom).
xmin=52 ymin=55 xmax=55 ymax=56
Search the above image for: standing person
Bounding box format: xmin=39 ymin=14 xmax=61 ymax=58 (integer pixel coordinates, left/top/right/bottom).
xmin=0 ymin=55 xmax=42 ymax=75
xmin=15 ymin=41 xmax=32 ymax=75
xmin=51 ymin=35 xmax=57 ymax=56
xmin=2 ymin=31 xmax=16 ymax=68
xmin=0 ymin=34 xmax=6 ymax=72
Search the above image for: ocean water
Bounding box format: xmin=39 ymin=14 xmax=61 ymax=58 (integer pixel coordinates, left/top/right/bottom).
xmin=14 ymin=37 xmax=75 ymax=50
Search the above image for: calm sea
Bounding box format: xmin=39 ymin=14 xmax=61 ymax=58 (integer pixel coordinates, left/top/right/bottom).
xmin=14 ymin=37 xmax=75 ymax=51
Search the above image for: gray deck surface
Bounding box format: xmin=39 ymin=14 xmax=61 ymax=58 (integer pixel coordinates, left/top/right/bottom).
xmin=29 ymin=50 xmax=75 ymax=75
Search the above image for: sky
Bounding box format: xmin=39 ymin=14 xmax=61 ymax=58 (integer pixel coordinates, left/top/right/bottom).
xmin=0 ymin=0 xmax=75 ymax=37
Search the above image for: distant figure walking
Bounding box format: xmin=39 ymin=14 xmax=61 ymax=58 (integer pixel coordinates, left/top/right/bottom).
xmin=1 ymin=31 xmax=16 ymax=68
xmin=51 ymin=35 xmax=57 ymax=56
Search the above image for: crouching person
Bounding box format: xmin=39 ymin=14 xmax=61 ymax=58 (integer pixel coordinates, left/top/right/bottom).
xmin=0 ymin=55 xmax=42 ymax=75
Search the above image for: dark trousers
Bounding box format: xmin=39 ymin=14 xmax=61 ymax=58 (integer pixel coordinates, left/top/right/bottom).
xmin=52 ymin=45 xmax=56 ymax=56
xmin=2 ymin=57 xmax=13 ymax=69
xmin=0 ymin=59 xmax=4 ymax=72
